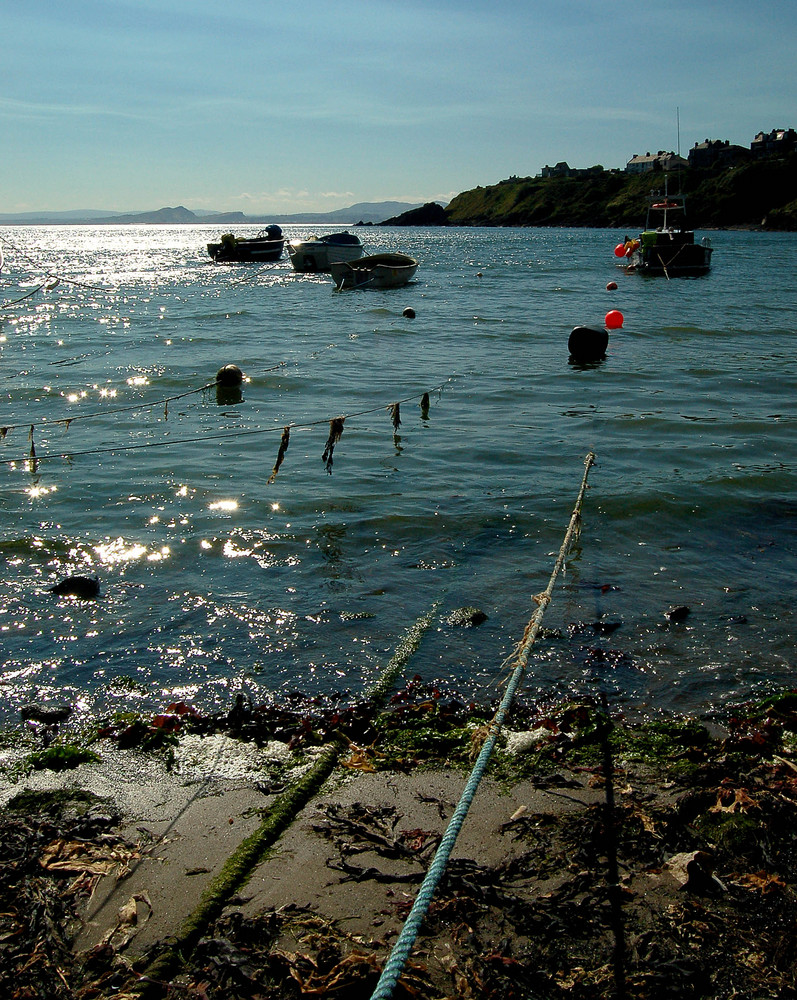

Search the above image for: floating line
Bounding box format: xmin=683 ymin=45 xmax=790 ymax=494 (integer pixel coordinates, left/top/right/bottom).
xmin=0 ymin=379 xmax=454 ymax=469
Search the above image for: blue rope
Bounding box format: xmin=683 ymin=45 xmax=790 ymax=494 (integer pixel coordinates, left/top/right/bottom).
xmin=369 ymin=452 xmax=595 ymax=1000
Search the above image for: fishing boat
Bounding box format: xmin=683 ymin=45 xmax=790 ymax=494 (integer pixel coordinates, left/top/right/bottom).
xmin=330 ymin=252 xmax=418 ymax=290
xmin=207 ymin=225 xmax=284 ymax=264
xmin=287 ymin=231 xmax=364 ymax=272
xmin=620 ymin=183 xmax=713 ymax=276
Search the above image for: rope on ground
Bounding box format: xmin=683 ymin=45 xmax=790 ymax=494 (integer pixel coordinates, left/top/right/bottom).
xmin=134 ymin=602 xmax=440 ymax=997
xmin=368 ymin=451 xmax=596 ymax=1000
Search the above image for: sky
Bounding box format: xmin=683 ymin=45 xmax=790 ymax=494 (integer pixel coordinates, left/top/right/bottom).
xmin=2 ymin=0 xmax=795 ymax=215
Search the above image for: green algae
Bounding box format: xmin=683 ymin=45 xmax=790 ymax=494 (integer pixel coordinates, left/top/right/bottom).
xmin=25 ymin=743 xmax=100 ymax=772
xmin=5 ymin=787 xmax=105 ymax=817
xmin=694 ymin=810 xmax=763 ymax=859
xmin=372 ymin=717 xmax=478 ymax=770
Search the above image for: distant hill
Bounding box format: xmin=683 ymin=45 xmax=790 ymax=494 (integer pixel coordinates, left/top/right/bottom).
xmin=271 ymin=202 xmax=428 ymax=225
xmin=100 ymin=206 xmax=201 ymax=224
xmin=0 ymin=201 xmax=428 ymax=227
xmin=0 ymin=209 xmax=125 ymax=222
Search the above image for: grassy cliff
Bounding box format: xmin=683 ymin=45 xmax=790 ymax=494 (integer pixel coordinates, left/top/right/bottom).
xmin=440 ymin=155 xmax=797 ymax=230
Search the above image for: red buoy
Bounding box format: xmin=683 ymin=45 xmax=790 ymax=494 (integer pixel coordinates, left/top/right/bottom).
xmin=605 ymin=310 xmax=624 ymax=330
xmin=606 ymin=280 xmax=618 ymax=291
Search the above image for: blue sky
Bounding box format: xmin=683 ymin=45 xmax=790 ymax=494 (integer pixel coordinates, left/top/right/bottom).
xmin=2 ymin=0 xmax=794 ymax=214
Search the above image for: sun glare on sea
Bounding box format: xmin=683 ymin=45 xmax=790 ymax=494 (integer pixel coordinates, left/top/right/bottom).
xmin=27 ymin=485 xmax=57 ymax=499
xmin=209 ymin=500 xmax=238 ymax=512
xmin=94 ymin=537 xmax=149 ymax=564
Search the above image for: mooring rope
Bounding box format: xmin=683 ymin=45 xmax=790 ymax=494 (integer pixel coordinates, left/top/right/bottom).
xmin=368 ymin=451 xmax=596 ymax=1000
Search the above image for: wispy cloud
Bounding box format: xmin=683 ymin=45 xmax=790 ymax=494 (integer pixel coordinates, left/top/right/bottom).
xmin=0 ymin=96 xmax=146 ymax=122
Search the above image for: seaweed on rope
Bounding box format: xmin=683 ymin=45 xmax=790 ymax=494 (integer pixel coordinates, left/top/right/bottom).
xmin=322 ymin=416 xmax=345 ymax=473
xmin=267 ymin=425 xmax=291 ymax=484
xmin=0 ymin=378 xmax=455 ymax=476
xmin=387 ymin=402 xmax=401 ymax=433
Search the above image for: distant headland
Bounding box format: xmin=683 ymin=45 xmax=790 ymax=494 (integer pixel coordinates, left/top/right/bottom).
xmin=0 ymin=202 xmax=426 ymax=228
xmin=380 ymin=129 xmax=797 ymax=231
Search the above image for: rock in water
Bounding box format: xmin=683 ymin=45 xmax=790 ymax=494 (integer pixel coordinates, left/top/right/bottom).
xmin=446 ymin=606 xmax=488 ymax=627
xmin=49 ymin=575 xmax=101 ymax=599
xmin=20 ymin=702 xmax=73 ymax=724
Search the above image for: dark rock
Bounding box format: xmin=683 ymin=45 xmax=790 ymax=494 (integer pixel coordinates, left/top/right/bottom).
xmin=665 ymin=605 xmax=691 ymax=622
xmin=49 ymin=575 xmax=100 ymax=599
xmin=20 ymin=703 xmax=73 ymax=724
xmin=446 ymin=607 xmax=488 ymax=627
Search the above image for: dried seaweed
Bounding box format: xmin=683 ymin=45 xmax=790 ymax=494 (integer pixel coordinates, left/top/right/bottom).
xmin=0 ymin=792 xmax=133 ymax=999
xmin=322 ymin=416 xmax=345 ymax=474
xmin=387 ymin=402 xmax=401 ymax=433
xmin=268 ymin=425 xmax=291 ymax=483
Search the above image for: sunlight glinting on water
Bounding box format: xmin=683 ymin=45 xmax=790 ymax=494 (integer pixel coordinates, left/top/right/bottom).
xmin=0 ymin=224 xmax=796 ymax=726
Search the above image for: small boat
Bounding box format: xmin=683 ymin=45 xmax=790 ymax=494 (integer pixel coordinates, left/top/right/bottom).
xmin=621 ymin=183 xmax=713 ymax=276
xmin=287 ymin=232 xmax=364 ymax=272
xmin=207 ymin=225 xmax=284 ymax=263
xmin=330 ymin=252 xmax=418 ymax=290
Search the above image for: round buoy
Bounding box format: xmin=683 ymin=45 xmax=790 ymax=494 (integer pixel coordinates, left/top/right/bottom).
xmin=402 ymin=307 xmax=415 ymax=318
xmin=604 ymin=310 xmax=624 ymax=330
xmin=606 ymin=280 xmax=618 ymax=291
xmin=568 ymin=326 xmax=608 ymax=361
xmin=216 ymin=364 xmax=244 ymax=387
xmin=613 ymin=244 xmax=626 ymax=258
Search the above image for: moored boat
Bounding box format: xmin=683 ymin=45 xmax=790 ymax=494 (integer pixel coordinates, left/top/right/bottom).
xmin=287 ymin=232 xmax=364 ymax=272
xmin=207 ymin=225 xmax=284 ymax=263
xmin=620 ymin=185 xmax=713 ymax=276
xmin=330 ymin=252 xmax=419 ymax=290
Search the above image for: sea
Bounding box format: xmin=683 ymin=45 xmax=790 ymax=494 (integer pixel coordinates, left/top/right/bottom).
xmin=1 ymin=224 xmax=795 ymax=729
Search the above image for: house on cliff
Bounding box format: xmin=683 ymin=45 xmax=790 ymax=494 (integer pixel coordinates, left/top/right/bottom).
xmin=626 ymin=151 xmax=688 ymax=174
xmin=540 ymin=162 xmax=604 ymax=178
xmin=688 ymin=139 xmax=749 ymax=169
xmin=751 ymin=128 xmax=796 ymax=158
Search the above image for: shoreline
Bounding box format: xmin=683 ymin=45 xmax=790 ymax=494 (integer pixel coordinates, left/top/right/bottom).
xmin=3 ymin=685 xmax=797 ymax=997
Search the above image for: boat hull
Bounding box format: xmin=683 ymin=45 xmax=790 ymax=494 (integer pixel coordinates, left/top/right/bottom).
xmin=331 ymin=253 xmax=418 ymax=289
xmin=207 ymin=228 xmax=285 ymax=264
xmin=288 ymin=233 xmax=364 ymax=273
xmin=627 ymin=231 xmax=713 ymax=276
